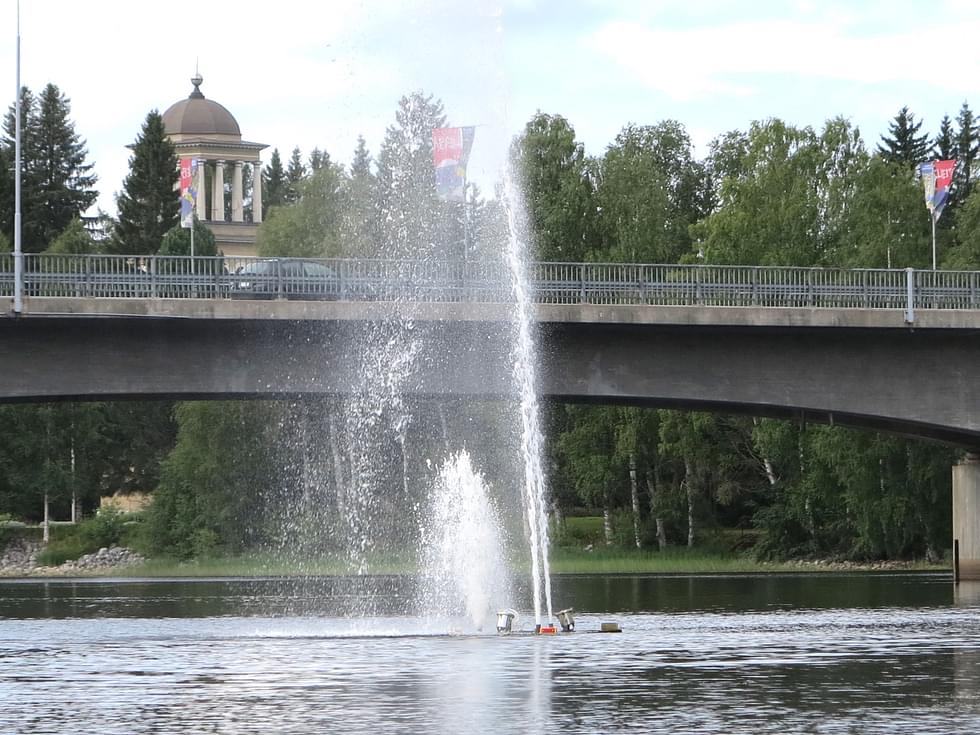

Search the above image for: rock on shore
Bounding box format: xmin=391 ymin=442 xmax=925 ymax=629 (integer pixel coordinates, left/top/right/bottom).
xmin=0 ymin=538 xmax=145 ymax=577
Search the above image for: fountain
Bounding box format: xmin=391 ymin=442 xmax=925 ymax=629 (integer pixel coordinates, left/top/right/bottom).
xmin=416 ymin=450 xmax=513 ymax=631
xmin=266 ymin=101 xmax=556 ymax=632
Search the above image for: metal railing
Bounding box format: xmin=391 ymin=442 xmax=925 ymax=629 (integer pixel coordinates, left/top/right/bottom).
xmin=2 ymin=254 xmax=980 ymax=315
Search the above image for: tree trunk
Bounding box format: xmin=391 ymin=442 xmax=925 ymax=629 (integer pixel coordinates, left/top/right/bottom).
xmin=602 ymin=493 xmax=614 ymax=546
xmin=752 ymin=418 xmax=778 ymax=486
xmin=629 ymin=451 xmax=642 ymax=549
xmin=684 ymin=458 xmax=695 ymax=548
xmin=908 ymin=443 xmax=937 ymax=563
xmin=645 ymin=470 xmax=667 ymax=550
xmin=70 ymin=423 xmax=78 ymax=524
xmin=43 ymin=491 xmax=50 ymax=544
xmin=799 ymin=425 xmax=815 ymax=540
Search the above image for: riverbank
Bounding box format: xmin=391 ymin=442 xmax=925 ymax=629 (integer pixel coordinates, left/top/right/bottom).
xmin=2 ymin=547 xmax=948 ymax=578
xmin=0 ymin=538 xmax=145 ymax=577
xmin=0 ymin=535 xmax=950 ymax=578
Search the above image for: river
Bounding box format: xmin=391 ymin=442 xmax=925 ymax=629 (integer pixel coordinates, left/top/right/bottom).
xmin=1 ymin=574 xmax=978 ymax=733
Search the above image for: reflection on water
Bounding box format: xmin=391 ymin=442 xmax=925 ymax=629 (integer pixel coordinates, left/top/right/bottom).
xmin=1 ymin=574 xmax=979 ymax=734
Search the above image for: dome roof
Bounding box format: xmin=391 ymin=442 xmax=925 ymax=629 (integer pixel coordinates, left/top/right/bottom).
xmin=162 ymin=75 xmax=241 ymax=138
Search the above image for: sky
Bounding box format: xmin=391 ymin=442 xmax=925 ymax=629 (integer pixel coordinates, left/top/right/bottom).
xmin=3 ymin=0 xmax=980 ymax=216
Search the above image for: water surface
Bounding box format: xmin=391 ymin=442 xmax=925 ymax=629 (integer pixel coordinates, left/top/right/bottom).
xmin=1 ymin=574 xmax=978 ymax=734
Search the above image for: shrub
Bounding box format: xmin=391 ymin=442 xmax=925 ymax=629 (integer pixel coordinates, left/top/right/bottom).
xmin=36 ymin=509 xmax=130 ymax=566
xmin=37 ymin=535 xmax=88 ymax=566
xmin=78 ymin=508 xmax=127 ymax=549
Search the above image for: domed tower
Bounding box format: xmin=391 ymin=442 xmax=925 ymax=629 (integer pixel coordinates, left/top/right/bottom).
xmin=162 ymin=73 xmax=267 ymax=256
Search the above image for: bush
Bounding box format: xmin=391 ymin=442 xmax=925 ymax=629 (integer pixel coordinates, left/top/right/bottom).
xmin=0 ymin=513 xmax=16 ymax=548
xmin=36 ymin=509 xmax=131 ymax=566
xmin=553 ymin=515 xmax=606 ymax=548
xmin=78 ymin=508 xmax=127 ymax=549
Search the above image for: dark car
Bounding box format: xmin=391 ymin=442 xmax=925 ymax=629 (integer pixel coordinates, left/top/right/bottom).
xmin=229 ymin=259 xmax=341 ymax=300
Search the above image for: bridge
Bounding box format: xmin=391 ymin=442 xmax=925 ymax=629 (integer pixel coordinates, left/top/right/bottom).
xmin=3 ymin=253 xmax=980 ymax=578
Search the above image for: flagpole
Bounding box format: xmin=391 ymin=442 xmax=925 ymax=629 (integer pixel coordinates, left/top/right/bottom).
xmin=931 ymin=215 xmax=937 ymax=271
xmin=13 ymin=0 xmax=23 ymax=314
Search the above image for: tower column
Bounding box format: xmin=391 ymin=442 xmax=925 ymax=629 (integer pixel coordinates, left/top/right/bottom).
xmin=231 ymin=161 xmax=244 ymax=222
xmin=954 ymin=453 xmax=980 ymax=581
xmin=195 ymin=156 xmax=207 ymax=221
xmin=211 ymin=160 xmax=225 ymax=221
xmin=252 ymin=161 xmax=263 ymax=224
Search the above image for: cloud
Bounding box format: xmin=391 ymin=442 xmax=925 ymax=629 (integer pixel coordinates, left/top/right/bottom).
xmin=588 ymin=17 xmax=980 ymax=101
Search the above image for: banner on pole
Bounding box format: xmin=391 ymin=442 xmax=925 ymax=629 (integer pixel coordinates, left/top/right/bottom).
xmin=919 ymin=159 xmax=956 ymax=222
xmin=179 ymin=157 xmax=198 ymax=228
xmin=432 ymin=127 xmax=476 ymax=201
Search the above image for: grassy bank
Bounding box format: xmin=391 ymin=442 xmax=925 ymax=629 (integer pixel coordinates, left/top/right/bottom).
xmin=104 ymin=547 xmax=950 ymax=578
xmin=549 ymin=547 xmax=948 ymax=574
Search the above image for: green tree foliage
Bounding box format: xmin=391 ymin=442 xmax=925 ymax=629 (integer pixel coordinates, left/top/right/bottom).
xmin=147 ymin=402 xmax=281 ymax=557
xmin=342 ymin=136 xmax=379 ymax=256
xmin=946 ymin=185 xmax=980 ymax=268
xmin=2 ymin=84 xmax=98 ymax=251
xmin=97 ymin=402 xmax=177 ymax=496
xmin=556 ymin=406 xmax=623 ymax=544
xmin=0 ymin=144 xmax=12 ymax=240
xmin=158 ymin=218 xmax=218 ymax=256
xmin=375 ymin=91 xmax=449 ymax=258
xmin=0 ymin=404 xmax=106 ymax=521
xmin=256 ymin=160 xmax=347 ymax=257
xmin=933 ymin=114 xmax=956 ymax=160
xmin=954 ymin=102 xmax=979 ymax=206
xmin=111 ymin=110 xmax=179 ymax=255
xmin=309 ymin=148 xmax=326 ymax=172
xmin=46 ymin=217 xmax=96 ymax=254
xmin=750 ymin=420 xmax=953 ymax=560
xmin=877 ymin=106 xmax=930 ymax=167
xmin=835 ymin=156 xmax=930 ymax=268
xmin=693 ymin=118 xmax=866 ymax=265
xmin=285 ymin=146 xmax=306 ymax=204
xmin=262 ymin=148 xmax=288 ymax=217
xmin=595 ymin=121 xmax=708 ymax=262
xmin=510 ymin=113 xmax=597 ymax=261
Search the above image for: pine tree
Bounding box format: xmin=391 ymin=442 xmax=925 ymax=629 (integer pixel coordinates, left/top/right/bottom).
xmin=375 ymin=91 xmax=448 ymax=258
xmin=343 ymin=135 xmax=378 ymax=256
xmin=111 ymin=110 xmax=179 ymax=255
xmin=0 ymin=143 xmax=12 ymax=241
xmin=158 ymin=218 xmax=217 ymax=256
xmin=3 ymin=88 xmax=40 ymax=245
xmin=285 ymin=146 xmax=305 ymax=203
xmin=262 ymin=148 xmax=287 ymax=217
xmin=877 ymin=106 xmax=929 ymax=166
xmin=46 ymin=217 xmax=96 ymax=254
xmin=955 ymin=101 xmax=979 ymax=201
xmin=933 ymin=114 xmax=956 ymax=160
xmin=309 ymin=148 xmax=326 ymax=171
xmin=2 ymin=84 xmax=97 ymax=251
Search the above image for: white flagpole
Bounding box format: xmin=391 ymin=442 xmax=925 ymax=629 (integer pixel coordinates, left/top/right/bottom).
xmin=932 ymin=214 xmax=937 ymax=271
xmin=13 ymin=0 xmax=23 ymax=313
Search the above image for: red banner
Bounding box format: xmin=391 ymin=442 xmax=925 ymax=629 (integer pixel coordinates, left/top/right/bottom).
xmin=180 ymin=158 xmax=194 ymax=194
xmin=432 ymin=127 xmax=476 ymax=201
xmin=179 ymin=158 xmax=198 ymax=228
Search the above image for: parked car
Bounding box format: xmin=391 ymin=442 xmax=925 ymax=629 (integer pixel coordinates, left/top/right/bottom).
xmin=228 ymin=259 xmax=341 ymax=300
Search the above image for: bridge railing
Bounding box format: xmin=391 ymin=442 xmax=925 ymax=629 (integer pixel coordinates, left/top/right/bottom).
xmin=3 ymin=254 xmax=980 ymax=311
xmin=530 ymin=263 xmax=915 ymax=309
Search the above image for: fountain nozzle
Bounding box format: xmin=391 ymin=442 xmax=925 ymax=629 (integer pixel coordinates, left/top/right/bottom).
xmin=556 ymin=608 xmax=575 ymax=632
xmin=496 ymin=609 xmax=518 ymax=634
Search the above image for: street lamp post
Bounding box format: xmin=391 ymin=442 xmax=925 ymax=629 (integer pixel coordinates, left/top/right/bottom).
xmin=12 ymin=0 xmax=23 ymax=314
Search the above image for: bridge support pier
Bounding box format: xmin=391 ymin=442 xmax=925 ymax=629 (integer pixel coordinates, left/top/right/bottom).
xmin=953 ymin=453 xmax=980 ymax=581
